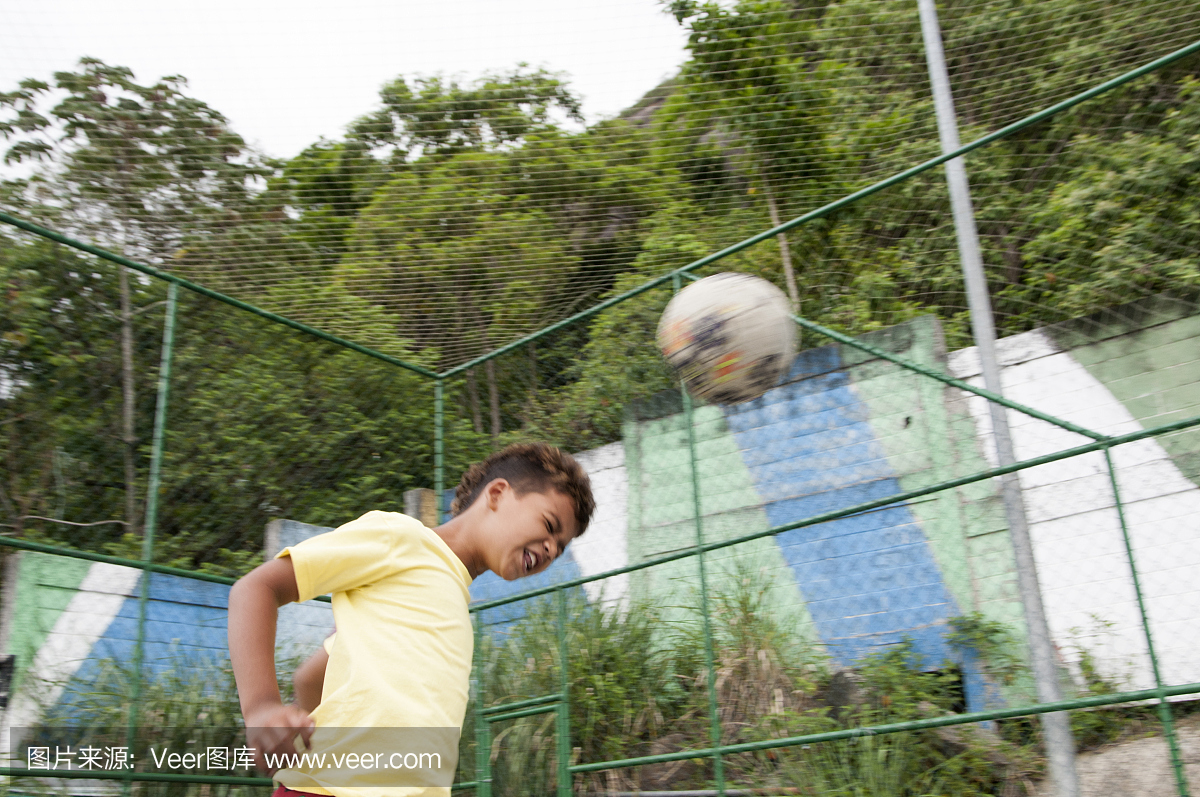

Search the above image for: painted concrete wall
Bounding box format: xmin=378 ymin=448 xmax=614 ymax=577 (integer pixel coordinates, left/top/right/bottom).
xmin=948 ymin=299 xmax=1200 ymax=692
xmin=0 ymin=449 xmax=632 ymax=732
xmin=3 ymin=297 xmax=1198 ymax=728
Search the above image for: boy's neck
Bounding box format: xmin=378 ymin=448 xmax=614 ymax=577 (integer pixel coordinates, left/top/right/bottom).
xmin=433 ymin=514 xmax=485 ymax=580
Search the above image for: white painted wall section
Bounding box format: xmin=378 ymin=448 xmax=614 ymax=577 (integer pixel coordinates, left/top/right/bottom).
xmin=568 ymin=442 xmax=629 ymax=605
xmin=949 ymin=330 xmax=1200 ymax=691
xmin=1 ymin=563 xmax=140 ymax=761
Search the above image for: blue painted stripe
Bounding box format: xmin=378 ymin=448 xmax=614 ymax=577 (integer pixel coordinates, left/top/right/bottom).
xmin=725 ymin=346 xmax=961 ymax=673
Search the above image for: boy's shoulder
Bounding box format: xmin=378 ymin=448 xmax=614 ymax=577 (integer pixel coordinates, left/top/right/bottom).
xmin=291 ymin=511 xmax=431 ymax=566
xmin=336 ymin=509 xmax=429 ymax=534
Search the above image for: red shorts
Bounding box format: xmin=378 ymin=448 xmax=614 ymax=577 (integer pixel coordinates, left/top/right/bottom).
xmin=273 ymin=787 xmax=324 ymax=797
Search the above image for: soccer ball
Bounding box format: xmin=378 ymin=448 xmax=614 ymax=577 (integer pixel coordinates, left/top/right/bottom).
xmin=656 ymin=273 xmax=797 ymax=405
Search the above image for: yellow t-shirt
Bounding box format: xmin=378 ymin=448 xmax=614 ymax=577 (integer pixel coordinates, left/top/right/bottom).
xmin=274 ymin=510 xmax=473 ymax=797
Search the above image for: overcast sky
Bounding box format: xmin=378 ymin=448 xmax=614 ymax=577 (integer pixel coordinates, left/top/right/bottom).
xmin=1 ymin=0 xmax=688 ymax=160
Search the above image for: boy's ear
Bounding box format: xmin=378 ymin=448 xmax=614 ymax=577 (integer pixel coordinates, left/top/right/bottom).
xmin=484 ymin=478 xmax=510 ymax=509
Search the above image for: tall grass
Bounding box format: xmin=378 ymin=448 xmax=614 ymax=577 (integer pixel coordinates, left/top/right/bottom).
xmin=9 ymin=651 xmax=290 ymax=797
xmin=15 ymin=574 xmax=1161 ymax=796
xmin=467 ymin=571 xmax=1041 ymax=796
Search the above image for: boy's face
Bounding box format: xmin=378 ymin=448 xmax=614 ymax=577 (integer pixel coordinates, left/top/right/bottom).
xmin=480 ymin=479 xmax=580 ymax=581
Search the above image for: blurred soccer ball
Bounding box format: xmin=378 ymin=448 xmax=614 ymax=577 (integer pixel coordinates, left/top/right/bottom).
xmin=656 ymin=273 xmax=797 ymax=405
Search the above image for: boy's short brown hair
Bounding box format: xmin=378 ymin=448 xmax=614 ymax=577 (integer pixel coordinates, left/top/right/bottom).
xmin=451 ymin=443 xmax=595 ymax=536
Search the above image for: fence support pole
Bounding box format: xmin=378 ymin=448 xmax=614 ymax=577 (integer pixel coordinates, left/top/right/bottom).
xmin=1103 ymin=448 xmax=1190 ymax=797
xmin=556 ymin=589 xmax=572 ymax=797
xmin=472 ymin=616 xmax=491 ymax=797
xmin=435 ymin=378 xmax=445 ymax=524
xmin=125 ymin=281 xmax=178 ymax=790
xmin=674 ymin=274 xmax=726 ymax=795
xmin=916 ymin=3 xmax=1081 ymax=796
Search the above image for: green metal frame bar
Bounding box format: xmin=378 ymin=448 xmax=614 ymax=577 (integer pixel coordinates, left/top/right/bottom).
xmin=466 ymin=411 xmax=1200 ymax=612
xmin=672 ymin=271 xmax=1105 ymax=441
xmin=676 ymin=274 xmax=726 ymax=795
xmin=472 ymin=617 xmax=491 ymax=797
xmin=1104 ymin=447 xmax=1191 ymax=796
xmin=0 ymin=536 xmax=328 ymax=602
xmin=435 ymin=378 xmax=446 ymax=524
xmin=5 ymin=39 xmax=1194 ymax=402
xmin=0 ymin=211 xmax=438 ymax=380
xmin=6 ymin=682 xmax=1198 ymax=787
xmin=555 ymin=590 xmax=572 ymax=796
xmin=3 ymin=36 xmax=1200 ymax=797
xmin=791 ymin=312 xmax=1104 ymax=439
xmin=484 ymin=703 xmax=559 ymax=724
xmin=8 ymin=413 xmax=1196 ymax=611
xmin=481 ymin=694 xmax=563 ymax=716
xmin=123 ymin=281 xmax=177 ymax=791
xmin=0 ymin=43 xmax=1194 ymax=386
xmin=568 ymin=682 xmax=1200 ymax=775
xmin=437 ymin=36 xmax=1200 ymax=381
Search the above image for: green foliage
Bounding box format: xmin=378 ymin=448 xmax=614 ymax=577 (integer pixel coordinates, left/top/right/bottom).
xmin=4 ymin=0 xmax=1200 ymax=582
xmin=348 ymin=66 xmax=583 ymax=161
xmin=469 ymin=592 xmax=686 ymax=794
xmin=1016 ymin=76 xmax=1200 ymax=323
xmin=0 ymin=236 xmax=162 ymax=545
xmin=12 ymin=652 xmax=307 ymax=797
xmin=465 ymin=577 xmax=1040 ymax=796
xmin=947 ymin=611 xmax=1024 ymax=687
xmin=0 ymin=58 xmax=267 ymax=260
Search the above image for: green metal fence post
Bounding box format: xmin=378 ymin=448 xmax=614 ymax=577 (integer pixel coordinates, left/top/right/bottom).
xmin=125 ymin=281 xmax=178 ymax=791
xmin=473 ymin=616 xmax=492 ymax=797
xmin=556 ymin=589 xmax=572 ymax=797
xmin=435 ymin=378 xmax=445 ymax=524
xmin=673 ymin=274 xmax=726 ymax=795
xmin=1103 ymin=446 xmax=1190 ymax=797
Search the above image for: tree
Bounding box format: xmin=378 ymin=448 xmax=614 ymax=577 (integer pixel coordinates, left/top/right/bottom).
xmin=1018 ymin=76 xmax=1200 ymax=324
xmin=266 ymin=138 xmax=386 ymax=269
xmin=331 ymin=71 xmax=677 ymax=442
xmin=0 ymin=234 xmax=164 ymax=545
xmin=660 ymin=0 xmax=863 ymax=311
xmin=0 ymin=58 xmax=268 ymax=537
xmin=348 ymin=65 xmax=583 ymax=162
xmin=342 ymin=151 xmax=581 ymax=444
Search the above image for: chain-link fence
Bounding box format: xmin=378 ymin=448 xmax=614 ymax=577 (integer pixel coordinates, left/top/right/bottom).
xmin=3 ymin=3 xmax=1200 ymax=796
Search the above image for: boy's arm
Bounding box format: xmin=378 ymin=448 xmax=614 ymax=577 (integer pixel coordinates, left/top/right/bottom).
xmin=292 ymin=646 xmax=329 ymax=714
xmin=228 ymin=557 xmax=315 ymax=772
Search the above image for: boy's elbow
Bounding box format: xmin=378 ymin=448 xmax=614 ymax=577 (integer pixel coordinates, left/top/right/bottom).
xmin=231 ymin=558 xmax=301 ymax=608
xmin=227 ymin=573 xmax=264 ymax=610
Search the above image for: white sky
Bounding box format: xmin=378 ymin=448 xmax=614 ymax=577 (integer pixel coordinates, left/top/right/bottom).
xmin=1 ymin=0 xmax=688 ymax=160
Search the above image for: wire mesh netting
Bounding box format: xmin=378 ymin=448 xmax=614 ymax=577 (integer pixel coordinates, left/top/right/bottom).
xmin=3 ymin=1 xmax=1200 ymax=796
xmin=0 ymin=230 xmax=496 ymax=569
xmin=2 ymin=1 xmax=1199 ymax=367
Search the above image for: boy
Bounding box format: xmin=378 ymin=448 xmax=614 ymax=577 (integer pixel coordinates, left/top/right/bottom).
xmin=227 ymin=442 xmax=595 ymax=796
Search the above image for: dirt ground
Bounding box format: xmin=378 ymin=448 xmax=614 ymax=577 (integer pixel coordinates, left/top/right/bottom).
xmin=1033 ymin=715 xmax=1200 ymax=797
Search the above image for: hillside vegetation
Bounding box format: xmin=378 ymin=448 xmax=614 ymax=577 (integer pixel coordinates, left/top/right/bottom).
xmin=1 ymin=0 xmax=1199 ymax=570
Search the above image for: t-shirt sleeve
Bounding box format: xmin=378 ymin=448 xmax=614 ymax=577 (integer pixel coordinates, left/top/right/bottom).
xmin=276 ymin=511 xmax=411 ymax=603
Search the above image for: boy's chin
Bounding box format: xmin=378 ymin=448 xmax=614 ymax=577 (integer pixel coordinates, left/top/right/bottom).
xmin=498 ymin=561 xmax=524 ymax=581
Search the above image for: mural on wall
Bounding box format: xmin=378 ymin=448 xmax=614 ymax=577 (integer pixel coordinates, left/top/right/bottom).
xmin=3 ymin=297 xmax=1198 ymax=732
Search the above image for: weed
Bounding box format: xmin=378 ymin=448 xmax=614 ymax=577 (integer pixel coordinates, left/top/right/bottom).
xmin=948 ymin=612 xmax=1024 ymax=687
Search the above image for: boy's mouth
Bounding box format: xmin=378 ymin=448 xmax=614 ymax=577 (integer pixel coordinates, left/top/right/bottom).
xmin=524 ymin=550 xmax=538 ymax=573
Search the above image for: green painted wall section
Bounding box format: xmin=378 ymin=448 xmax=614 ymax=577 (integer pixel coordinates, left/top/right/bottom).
xmin=1055 ymin=298 xmax=1200 ymax=487
xmin=623 ymin=404 xmax=818 ymax=653
xmin=842 ymin=317 xmax=1033 ymax=700
xmin=6 ymin=551 xmax=92 ymax=694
